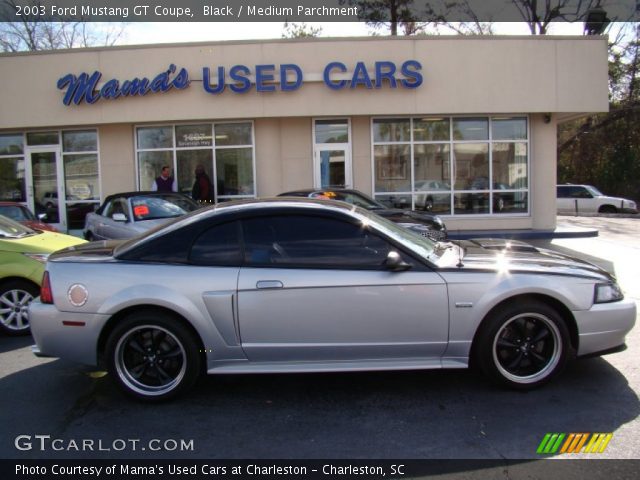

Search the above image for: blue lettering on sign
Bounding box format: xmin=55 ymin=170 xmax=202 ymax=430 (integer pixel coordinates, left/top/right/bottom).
xmin=323 ymin=62 xmax=348 ymax=90
xmin=58 ymin=60 xmax=422 ymax=105
xmin=57 ymin=64 xmax=190 ymax=105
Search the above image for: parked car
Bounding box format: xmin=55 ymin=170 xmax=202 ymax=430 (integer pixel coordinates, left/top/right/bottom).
xmin=83 ymin=192 xmax=201 ymax=240
xmin=30 ymin=199 xmax=635 ymax=400
xmin=414 ymin=180 xmax=451 ymax=211
xmin=0 ymin=215 xmax=85 ymax=335
xmin=278 ymin=188 xmax=447 ymax=241
xmin=0 ymin=202 xmax=58 ymax=232
xmin=557 ymin=184 xmax=638 ymax=215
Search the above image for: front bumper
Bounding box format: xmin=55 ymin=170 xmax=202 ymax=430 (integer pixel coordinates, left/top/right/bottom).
xmin=574 ymin=297 xmax=636 ymax=357
xmin=29 ymin=300 xmax=111 ymax=366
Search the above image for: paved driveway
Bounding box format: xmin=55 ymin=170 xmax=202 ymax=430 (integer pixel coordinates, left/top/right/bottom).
xmin=0 ymin=216 xmax=638 ymax=462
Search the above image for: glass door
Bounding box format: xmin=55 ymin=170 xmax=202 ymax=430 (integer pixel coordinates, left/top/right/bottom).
xmin=314 ymin=147 xmax=351 ymax=188
xmin=26 ymin=148 xmax=66 ymax=231
xmin=313 ymin=118 xmax=352 ymax=189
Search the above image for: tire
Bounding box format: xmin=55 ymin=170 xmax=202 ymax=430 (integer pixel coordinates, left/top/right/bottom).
xmin=84 ymin=231 xmax=94 ymax=241
xmin=474 ymin=300 xmax=571 ymax=390
xmin=105 ymin=311 xmax=202 ymax=401
xmin=0 ymin=280 xmax=39 ymax=336
xmin=598 ymin=205 xmax=617 ymax=214
xmin=425 ymin=197 xmax=434 ymax=212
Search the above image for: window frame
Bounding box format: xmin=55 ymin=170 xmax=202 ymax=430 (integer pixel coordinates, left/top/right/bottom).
xmin=134 ymin=121 xmax=257 ymax=202
xmin=370 ymin=115 xmax=530 ymax=217
xmin=239 ymin=211 xmax=428 ymax=271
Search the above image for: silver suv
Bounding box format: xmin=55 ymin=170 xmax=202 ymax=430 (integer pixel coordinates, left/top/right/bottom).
xmin=557 ymin=184 xmax=637 ymax=215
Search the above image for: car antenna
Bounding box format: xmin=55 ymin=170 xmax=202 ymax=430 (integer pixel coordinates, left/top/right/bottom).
xmin=456 ymin=230 xmax=464 ymax=268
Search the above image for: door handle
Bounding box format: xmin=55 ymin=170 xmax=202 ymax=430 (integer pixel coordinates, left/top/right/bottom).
xmin=256 ymin=280 xmax=283 ymax=289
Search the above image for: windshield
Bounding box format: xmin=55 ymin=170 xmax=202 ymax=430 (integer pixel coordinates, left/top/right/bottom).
xmin=130 ymin=195 xmax=199 ymax=222
xmin=355 ymin=207 xmax=437 ymax=259
xmin=309 ymin=191 xmax=385 ymax=210
xmin=0 ymin=205 xmax=35 ymax=222
xmin=0 ymin=215 xmax=37 ymax=238
xmin=585 ymin=185 xmax=604 ymax=197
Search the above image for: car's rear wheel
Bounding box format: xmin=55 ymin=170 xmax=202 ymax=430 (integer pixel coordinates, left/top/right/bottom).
xmin=598 ymin=205 xmax=617 ymax=214
xmin=474 ymin=301 xmax=571 ymax=389
xmin=0 ymin=280 xmax=38 ymax=336
xmin=105 ymin=311 xmax=202 ymax=401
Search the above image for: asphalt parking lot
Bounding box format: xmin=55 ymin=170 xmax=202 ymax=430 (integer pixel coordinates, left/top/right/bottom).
xmin=1 ymin=215 xmax=638 ymax=463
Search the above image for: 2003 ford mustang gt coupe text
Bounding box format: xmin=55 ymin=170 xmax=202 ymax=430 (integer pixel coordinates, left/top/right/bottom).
xmin=30 ymin=199 xmax=635 ymax=401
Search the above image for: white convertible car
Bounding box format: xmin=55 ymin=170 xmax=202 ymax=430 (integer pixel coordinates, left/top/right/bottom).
xmin=30 ymin=199 xmax=635 ymax=401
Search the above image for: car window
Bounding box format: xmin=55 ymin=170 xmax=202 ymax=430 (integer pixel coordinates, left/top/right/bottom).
xmin=242 ymin=214 xmax=398 ymax=269
xmin=0 ymin=205 xmax=30 ymax=221
xmin=190 ymin=221 xmax=242 ymax=266
xmin=130 ymin=196 xmax=196 ymax=221
xmin=104 ymin=199 xmax=128 ymax=219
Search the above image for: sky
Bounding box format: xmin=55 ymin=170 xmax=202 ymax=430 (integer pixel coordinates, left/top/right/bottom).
xmin=117 ymin=21 xmax=587 ymax=46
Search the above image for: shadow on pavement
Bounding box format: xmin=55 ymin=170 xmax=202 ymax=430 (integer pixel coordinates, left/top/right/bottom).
xmin=2 ymin=353 xmax=638 ymax=461
xmin=0 ymin=334 xmax=34 ymax=354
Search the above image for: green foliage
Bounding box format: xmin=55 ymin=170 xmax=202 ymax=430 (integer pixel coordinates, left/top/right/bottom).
xmin=558 ymin=24 xmax=640 ymax=203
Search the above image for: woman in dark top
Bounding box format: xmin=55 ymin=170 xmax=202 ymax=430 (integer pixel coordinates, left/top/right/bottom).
xmin=191 ymin=164 xmax=214 ymax=203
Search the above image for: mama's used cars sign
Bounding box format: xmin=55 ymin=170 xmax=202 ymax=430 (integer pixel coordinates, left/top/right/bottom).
xmin=57 ymin=61 xmax=423 ymax=106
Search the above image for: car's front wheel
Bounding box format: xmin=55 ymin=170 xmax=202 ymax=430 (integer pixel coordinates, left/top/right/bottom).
xmin=0 ymin=280 xmax=39 ymax=336
xmin=105 ymin=311 xmax=202 ymax=401
xmin=474 ymin=300 xmax=572 ymax=389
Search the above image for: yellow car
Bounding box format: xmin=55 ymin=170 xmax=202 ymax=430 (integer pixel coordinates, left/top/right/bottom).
xmin=0 ymin=215 xmax=86 ymax=336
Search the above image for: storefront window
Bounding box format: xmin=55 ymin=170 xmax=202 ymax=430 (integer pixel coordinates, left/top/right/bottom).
xmin=0 ymin=134 xmax=24 ymax=155
xmin=372 ymin=116 xmax=529 ymax=215
xmin=216 ymin=148 xmax=254 ymax=196
xmin=315 ymin=119 xmax=349 ymax=143
xmin=176 ymin=150 xmax=213 ymax=194
xmin=137 ymin=126 xmax=173 ymax=150
xmin=26 ymin=131 xmax=59 ymax=146
xmin=136 ymin=122 xmax=255 ymax=201
xmin=0 ymin=134 xmax=25 ymax=202
xmin=138 ymin=151 xmax=172 ymax=191
xmin=0 ymin=157 xmax=25 ymax=202
xmin=373 ymin=118 xmax=410 ymax=143
xmin=62 ymin=130 xmax=98 ymax=152
xmin=62 ymin=130 xmax=100 ymax=229
xmin=176 ymin=125 xmax=212 ymax=148
xmin=374 ymin=145 xmax=410 ymax=193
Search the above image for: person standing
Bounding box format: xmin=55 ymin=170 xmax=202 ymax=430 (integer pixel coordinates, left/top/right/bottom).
xmin=192 ymin=164 xmax=214 ymax=203
xmin=152 ymin=165 xmax=177 ymax=192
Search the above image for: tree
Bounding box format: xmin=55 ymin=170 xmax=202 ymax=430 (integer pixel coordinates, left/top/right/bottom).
xmin=558 ymin=24 xmax=640 ymax=202
xmin=0 ymin=1 xmax=126 ymax=52
xmin=282 ymin=22 xmax=323 ymax=39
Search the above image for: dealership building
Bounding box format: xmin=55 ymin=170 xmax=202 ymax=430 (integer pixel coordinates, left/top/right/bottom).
xmin=0 ymin=35 xmax=608 ymax=234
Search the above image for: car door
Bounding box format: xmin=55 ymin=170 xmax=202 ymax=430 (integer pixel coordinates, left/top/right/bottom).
xmin=236 ymin=212 xmax=449 ymax=363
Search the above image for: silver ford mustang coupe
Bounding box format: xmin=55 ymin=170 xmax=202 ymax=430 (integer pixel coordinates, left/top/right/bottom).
xmin=30 ymin=199 xmax=636 ymax=401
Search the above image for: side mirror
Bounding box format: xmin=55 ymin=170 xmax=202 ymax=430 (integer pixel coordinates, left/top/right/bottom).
xmin=384 ymin=251 xmax=411 ymax=272
xmin=112 ymin=213 xmax=128 ymax=222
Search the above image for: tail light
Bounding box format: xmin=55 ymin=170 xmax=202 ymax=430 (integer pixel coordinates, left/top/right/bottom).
xmin=40 ymin=271 xmax=53 ymax=304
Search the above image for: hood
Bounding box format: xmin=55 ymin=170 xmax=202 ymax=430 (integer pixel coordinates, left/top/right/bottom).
xmin=440 ymin=238 xmax=613 ymax=282
xmin=375 ymin=209 xmax=445 ymax=230
xmin=22 ymin=220 xmax=59 ymax=232
xmin=0 ymin=230 xmax=85 ymax=254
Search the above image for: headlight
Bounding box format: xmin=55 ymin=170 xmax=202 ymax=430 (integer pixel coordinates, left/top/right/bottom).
xmin=594 ymin=283 xmax=624 ymax=303
xmin=23 ymin=253 xmax=49 ymax=264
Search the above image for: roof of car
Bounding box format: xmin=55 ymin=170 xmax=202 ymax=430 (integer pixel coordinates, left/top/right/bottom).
xmin=278 ymin=188 xmax=360 ymax=196
xmin=0 ymin=201 xmax=28 ymax=207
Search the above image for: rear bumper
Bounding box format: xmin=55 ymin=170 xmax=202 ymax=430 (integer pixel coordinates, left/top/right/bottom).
xmin=29 ymin=300 xmax=110 ymax=366
xmin=574 ymin=298 xmax=636 ymax=357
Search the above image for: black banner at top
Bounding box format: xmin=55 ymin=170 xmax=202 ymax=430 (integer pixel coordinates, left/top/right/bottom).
xmin=0 ymin=0 xmax=638 ymax=23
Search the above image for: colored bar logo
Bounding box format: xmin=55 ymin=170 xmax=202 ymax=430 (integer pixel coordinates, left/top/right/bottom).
xmin=537 ymin=433 xmax=613 ymax=454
